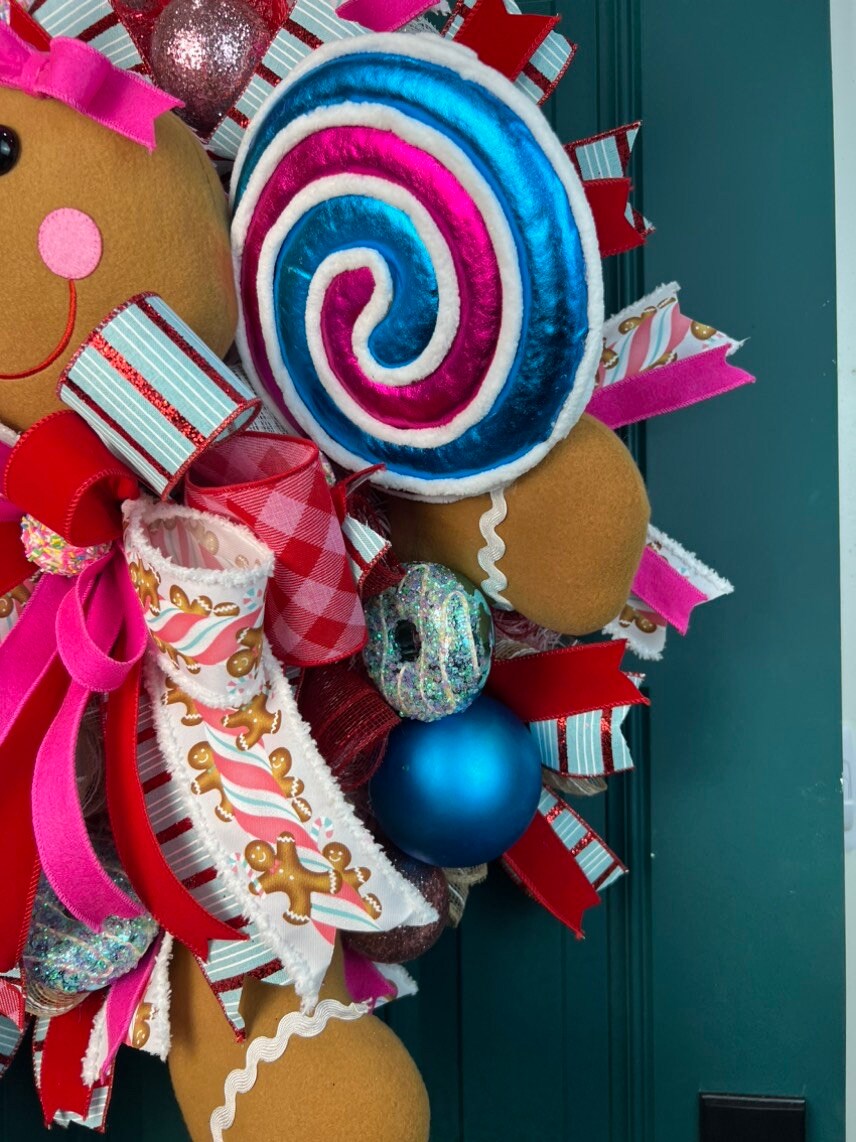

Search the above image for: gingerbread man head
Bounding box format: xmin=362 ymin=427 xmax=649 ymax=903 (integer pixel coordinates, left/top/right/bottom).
xmin=0 ymin=59 xmax=236 ymax=433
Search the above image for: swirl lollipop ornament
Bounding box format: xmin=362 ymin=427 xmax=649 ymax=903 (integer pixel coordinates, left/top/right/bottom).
xmin=232 ymin=34 xmax=603 ymax=499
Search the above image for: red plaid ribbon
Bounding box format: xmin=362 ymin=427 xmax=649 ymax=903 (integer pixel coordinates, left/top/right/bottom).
xmin=185 ymin=433 xmax=366 ymax=668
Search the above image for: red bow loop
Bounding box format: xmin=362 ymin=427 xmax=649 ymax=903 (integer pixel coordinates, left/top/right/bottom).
xmin=3 ymin=411 xmax=139 ymax=549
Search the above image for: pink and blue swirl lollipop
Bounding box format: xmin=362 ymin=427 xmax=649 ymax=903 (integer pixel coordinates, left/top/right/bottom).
xmin=232 ymin=34 xmax=603 ymax=498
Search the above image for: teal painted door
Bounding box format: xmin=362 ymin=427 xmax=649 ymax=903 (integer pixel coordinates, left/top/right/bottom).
xmin=0 ymin=2 xmax=843 ymax=1140
xmin=387 ymin=2 xmax=846 ymax=1140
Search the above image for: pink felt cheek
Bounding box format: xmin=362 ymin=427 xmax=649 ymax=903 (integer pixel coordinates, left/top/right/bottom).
xmin=38 ymin=208 xmax=103 ymax=281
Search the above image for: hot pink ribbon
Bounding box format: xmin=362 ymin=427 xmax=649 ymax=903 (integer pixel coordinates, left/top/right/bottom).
xmin=587 ymin=346 xmax=754 ymax=430
xmin=0 ymin=23 xmax=181 ymax=151
xmin=0 ymin=550 xmax=149 ymax=930
xmin=335 ymin=0 xmax=436 ymax=30
xmin=631 ymin=547 xmax=708 ymax=635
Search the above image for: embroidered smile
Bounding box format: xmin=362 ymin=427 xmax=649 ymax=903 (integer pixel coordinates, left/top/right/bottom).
xmin=0 ymin=279 xmax=77 ymax=381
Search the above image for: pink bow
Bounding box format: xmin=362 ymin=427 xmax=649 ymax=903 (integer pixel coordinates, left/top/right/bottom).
xmin=0 ymin=23 xmax=181 ymax=151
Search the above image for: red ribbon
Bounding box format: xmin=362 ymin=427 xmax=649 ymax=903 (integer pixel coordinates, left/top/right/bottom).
xmin=487 ymin=642 xmax=648 ymax=724
xmin=582 ymin=178 xmax=647 ymax=259
xmin=38 ymin=992 xmax=105 ymax=1126
xmin=8 ymin=1 xmax=51 ymax=50
xmin=503 ymin=809 xmax=600 ymax=937
xmin=3 ymin=411 xmax=138 ymax=551
xmin=453 ymin=0 xmax=560 ymax=82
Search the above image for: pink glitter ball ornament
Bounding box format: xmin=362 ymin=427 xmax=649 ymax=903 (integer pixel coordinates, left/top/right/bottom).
xmin=149 ymin=0 xmax=270 ymax=136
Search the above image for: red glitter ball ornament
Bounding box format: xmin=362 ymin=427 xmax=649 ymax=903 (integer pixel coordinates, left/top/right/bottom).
xmin=344 ymin=852 xmax=449 ymax=964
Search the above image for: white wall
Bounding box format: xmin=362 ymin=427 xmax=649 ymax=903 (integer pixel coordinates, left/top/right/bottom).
xmin=832 ymin=0 xmax=856 ymax=1134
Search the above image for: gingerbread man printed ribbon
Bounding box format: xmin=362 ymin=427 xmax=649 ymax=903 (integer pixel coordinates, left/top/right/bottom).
xmin=123 ymin=497 xmax=435 ymax=1003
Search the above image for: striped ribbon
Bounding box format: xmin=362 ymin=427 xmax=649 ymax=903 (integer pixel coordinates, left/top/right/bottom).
xmin=530 ymin=678 xmax=643 ymax=782
xmin=0 ymin=1013 xmax=26 ymax=1081
xmin=0 ymin=967 xmax=24 ymax=1028
xmin=58 ymin=294 xmax=261 ymax=497
xmin=207 ymin=0 xmax=374 ymax=161
xmin=537 ymin=786 xmax=626 ymax=892
xmin=26 ymin=0 xmax=143 ymax=70
xmin=565 ymin=122 xmax=652 ymax=257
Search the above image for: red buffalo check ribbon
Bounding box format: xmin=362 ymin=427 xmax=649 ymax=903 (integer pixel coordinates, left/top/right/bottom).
xmin=185 ymin=432 xmax=367 ymax=669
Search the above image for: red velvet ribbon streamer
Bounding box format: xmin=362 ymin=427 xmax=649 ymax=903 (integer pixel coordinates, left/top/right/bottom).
xmin=583 ymin=178 xmax=647 ymax=258
xmin=3 ymin=411 xmax=138 ymax=551
xmin=38 ymin=992 xmax=105 ymax=1126
xmin=487 ymin=641 xmax=648 ymax=724
xmin=503 ymin=808 xmax=600 ymax=937
xmin=8 ymin=1 xmax=51 ymax=49
xmin=453 ymin=0 xmax=560 ymax=81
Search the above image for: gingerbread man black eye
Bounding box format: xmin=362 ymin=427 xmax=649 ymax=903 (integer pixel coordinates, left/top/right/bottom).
xmin=0 ymin=127 xmax=20 ymax=176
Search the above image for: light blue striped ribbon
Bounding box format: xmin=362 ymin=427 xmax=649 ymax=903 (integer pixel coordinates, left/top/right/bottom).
xmin=28 ymin=0 xmax=142 ymax=69
xmin=539 ymin=787 xmax=626 ymax=892
xmin=60 ymin=294 xmax=260 ymax=496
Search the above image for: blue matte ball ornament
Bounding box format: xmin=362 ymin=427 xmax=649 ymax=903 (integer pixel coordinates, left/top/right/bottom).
xmin=369 ymin=696 xmax=542 ymax=867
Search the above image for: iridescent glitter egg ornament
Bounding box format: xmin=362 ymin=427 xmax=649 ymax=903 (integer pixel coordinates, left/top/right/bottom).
xmin=363 ymin=562 xmax=494 ymax=722
xmin=150 ymin=0 xmax=269 ymax=135
xmin=369 ymin=695 xmax=542 ymax=867
xmin=24 ymin=870 xmax=159 ymax=1009
xmin=345 ymin=851 xmax=449 ymax=963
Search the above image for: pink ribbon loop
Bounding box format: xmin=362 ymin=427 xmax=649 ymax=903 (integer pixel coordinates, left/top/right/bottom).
xmin=31 ymin=551 xmax=149 ymax=929
xmin=0 ymin=24 xmax=181 ymax=151
xmin=335 ymin=0 xmax=436 ymax=31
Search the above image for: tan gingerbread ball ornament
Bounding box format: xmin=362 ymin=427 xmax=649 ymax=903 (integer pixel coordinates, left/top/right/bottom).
xmin=388 ymin=415 xmax=651 ymax=636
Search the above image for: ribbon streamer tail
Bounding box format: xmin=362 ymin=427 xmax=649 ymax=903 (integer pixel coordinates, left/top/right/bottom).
xmin=503 ymin=810 xmax=600 ymax=937
xmin=37 ymin=992 xmax=105 ymax=1126
xmin=587 ymin=345 xmax=755 ymax=429
xmin=487 ymin=641 xmax=647 ymax=723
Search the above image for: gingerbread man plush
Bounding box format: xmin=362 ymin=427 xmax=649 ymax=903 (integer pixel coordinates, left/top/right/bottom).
xmin=0 ymin=10 xmax=431 ymax=1142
